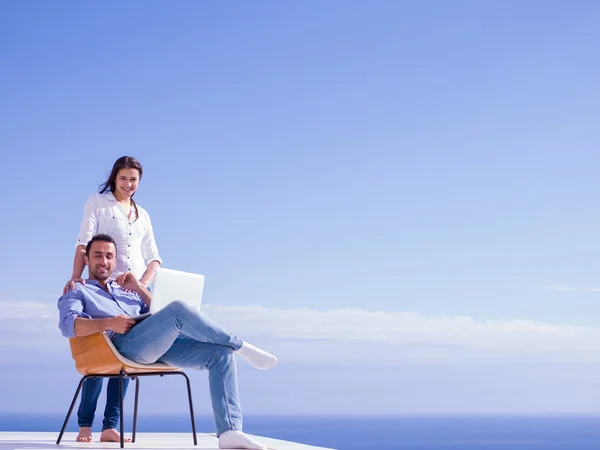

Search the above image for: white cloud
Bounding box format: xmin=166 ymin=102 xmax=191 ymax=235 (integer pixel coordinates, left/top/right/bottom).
xmin=5 ymin=299 xmax=600 ymax=365
xmin=545 ymin=284 xmax=600 ymax=293
xmin=0 ymin=300 xmax=65 ymax=362
xmin=202 ymin=304 xmax=600 ymax=364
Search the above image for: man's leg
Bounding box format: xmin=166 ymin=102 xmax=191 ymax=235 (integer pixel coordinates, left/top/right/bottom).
xmin=100 ymin=378 xmax=132 ymax=443
xmin=158 ymin=337 xmax=266 ymax=449
xmin=76 ymin=378 xmax=103 ymax=442
xmin=112 ymin=300 xmax=276 ymax=370
xmin=112 ymin=301 xmax=242 ymax=363
xmin=159 ymin=337 xmax=242 ymax=436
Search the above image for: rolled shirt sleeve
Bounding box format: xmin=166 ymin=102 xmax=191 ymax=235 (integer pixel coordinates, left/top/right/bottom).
xmin=76 ymin=195 xmax=99 ymax=247
xmin=57 ymin=288 xmax=91 ymax=338
xmin=141 ymin=212 xmax=162 ymax=267
xmin=135 ymin=291 xmax=150 ymax=314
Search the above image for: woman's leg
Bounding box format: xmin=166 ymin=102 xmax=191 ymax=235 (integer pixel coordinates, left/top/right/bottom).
xmin=99 ymin=378 xmax=132 ymax=442
xmin=76 ymin=378 xmax=103 ymax=442
xmin=102 ymin=378 xmax=130 ymax=430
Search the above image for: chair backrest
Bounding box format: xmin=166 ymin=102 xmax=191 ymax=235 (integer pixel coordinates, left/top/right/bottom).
xmin=69 ymin=332 xmax=179 ymax=375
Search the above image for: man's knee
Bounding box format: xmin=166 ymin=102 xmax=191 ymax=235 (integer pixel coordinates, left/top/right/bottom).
xmin=214 ymin=345 xmax=234 ymax=359
xmin=209 ymin=346 xmax=234 ymax=368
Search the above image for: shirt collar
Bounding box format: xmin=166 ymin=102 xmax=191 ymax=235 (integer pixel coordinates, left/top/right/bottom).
xmin=103 ymin=191 xmax=117 ymax=202
xmin=86 ymin=278 xmax=116 ymax=293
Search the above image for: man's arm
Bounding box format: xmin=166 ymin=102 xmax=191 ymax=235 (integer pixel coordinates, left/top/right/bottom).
xmin=58 ymin=288 xmax=90 ymax=338
xmin=74 ymin=316 xmax=136 ymax=337
xmin=58 ymin=288 xmax=136 ymax=338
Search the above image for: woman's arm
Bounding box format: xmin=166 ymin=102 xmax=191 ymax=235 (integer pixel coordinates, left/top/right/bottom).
xmin=64 ymin=196 xmax=98 ymax=294
xmin=63 ymin=246 xmax=87 ymax=294
xmin=140 ymin=260 xmax=161 ymax=287
xmin=140 ymin=210 xmax=162 ymax=286
xmin=71 ymin=245 xmax=87 ymax=278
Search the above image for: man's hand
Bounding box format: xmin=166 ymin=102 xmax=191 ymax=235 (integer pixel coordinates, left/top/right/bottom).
xmin=115 ymin=272 xmax=152 ymax=306
xmin=108 ymin=315 xmax=136 ymax=334
xmin=115 ymin=272 xmax=141 ymax=292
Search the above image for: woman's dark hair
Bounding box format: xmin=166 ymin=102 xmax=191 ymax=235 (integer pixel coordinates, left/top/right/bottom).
xmin=99 ymin=156 xmax=143 ymax=218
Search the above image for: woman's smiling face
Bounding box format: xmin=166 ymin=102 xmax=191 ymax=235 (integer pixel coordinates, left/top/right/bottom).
xmin=115 ymin=168 xmax=140 ymax=199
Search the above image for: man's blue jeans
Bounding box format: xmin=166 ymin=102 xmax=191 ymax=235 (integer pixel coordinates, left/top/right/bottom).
xmin=78 ymin=378 xmax=130 ymax=430
xmin=111 ymin=301 xmax=244 ymax=436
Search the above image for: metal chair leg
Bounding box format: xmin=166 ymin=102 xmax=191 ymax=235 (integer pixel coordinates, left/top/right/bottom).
xmin=58 ymin=370 xmax=195 ymax=447
xmin=56 ymin=376 xmax=89 ymax=444
xmin=132 ymin=377 xmax=140 ymax=443
xmin=119 ymin=370 xmax=125 ymax=448
xmin=181 ymin=372 xmax=197 ymax=445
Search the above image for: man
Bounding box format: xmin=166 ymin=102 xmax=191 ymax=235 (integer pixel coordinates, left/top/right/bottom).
xmin=58 ymin=234 xmax=277 ymax=450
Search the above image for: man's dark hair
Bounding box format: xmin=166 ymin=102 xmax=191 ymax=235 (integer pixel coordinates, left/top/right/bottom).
xmin=85 ymin=234 xmax=117 ymax=257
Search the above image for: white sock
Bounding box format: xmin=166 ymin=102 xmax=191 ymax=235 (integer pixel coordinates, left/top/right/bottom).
xmin=219 ymin=430 xmax=267 ymax=450
xmin=236 ymin=341 xmax=277 ymax=370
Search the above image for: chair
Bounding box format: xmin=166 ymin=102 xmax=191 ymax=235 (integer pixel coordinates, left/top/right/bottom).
xmin=56 ymin=332 xmax=198 ymax=448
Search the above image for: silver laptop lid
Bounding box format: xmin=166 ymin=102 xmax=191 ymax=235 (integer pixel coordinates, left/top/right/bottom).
xmin=149 ymin=267 xmax=205 ymax=314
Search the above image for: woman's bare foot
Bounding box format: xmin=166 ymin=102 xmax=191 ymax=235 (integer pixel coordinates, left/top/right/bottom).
xmin=100 ymin=428 xmax=132 ymax=443
xmin=76 ymin=427 xmax=93 ymax=442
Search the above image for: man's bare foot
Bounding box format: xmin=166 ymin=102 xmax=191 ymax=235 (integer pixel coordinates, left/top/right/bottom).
xmin=76 ymin=427 xmax=93 ymax=442
xmin=100 ymin=428 xmax=132 ymax=443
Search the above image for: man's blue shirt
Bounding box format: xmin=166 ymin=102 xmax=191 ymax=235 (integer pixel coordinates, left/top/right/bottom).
xmin=57 ymin=279 xmax=148 ymax=338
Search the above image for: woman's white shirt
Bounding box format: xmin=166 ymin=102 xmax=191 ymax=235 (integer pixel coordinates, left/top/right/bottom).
xmin=76 ymin=192 xmax=162 ymax=279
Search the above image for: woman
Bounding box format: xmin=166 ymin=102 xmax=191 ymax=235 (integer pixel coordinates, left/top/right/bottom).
xmin=63 ymin=156 xmax=162 ymax=443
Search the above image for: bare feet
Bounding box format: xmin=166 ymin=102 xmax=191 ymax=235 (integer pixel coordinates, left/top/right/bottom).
xmin=76 ymin=427 xmax=93 ymax=442
xmin=100 ymin=428 xmax=132 ymax=443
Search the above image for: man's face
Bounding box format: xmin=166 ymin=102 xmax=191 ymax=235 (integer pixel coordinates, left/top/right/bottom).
xmin=85 ymin=241 xmax=116 ymax=281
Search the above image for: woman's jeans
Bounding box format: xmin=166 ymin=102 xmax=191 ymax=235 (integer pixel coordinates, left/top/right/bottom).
xmin=112 ymin=300 xmax=244 ymax=436
xmin=77 ymin=378 xmax=130 ymax=430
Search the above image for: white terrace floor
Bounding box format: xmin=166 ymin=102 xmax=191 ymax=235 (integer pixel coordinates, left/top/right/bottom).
xmin=0 ymin=432 xmax=335 ymax=450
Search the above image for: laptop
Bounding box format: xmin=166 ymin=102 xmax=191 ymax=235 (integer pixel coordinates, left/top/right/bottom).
xmin=132 ymin=267 xmax=205 ymax=322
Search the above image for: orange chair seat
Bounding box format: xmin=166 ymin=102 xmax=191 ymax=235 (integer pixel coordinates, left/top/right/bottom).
xmin=69 ymin=332 xmax=181 ymax=375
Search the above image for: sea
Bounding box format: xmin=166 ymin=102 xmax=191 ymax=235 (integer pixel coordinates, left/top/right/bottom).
xmin=2 ymin=414 xmax=600 ymax=449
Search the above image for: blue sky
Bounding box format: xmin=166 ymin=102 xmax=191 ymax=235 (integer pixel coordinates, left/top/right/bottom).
xmin=2 ymin=0 xmax=600 ymax=419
